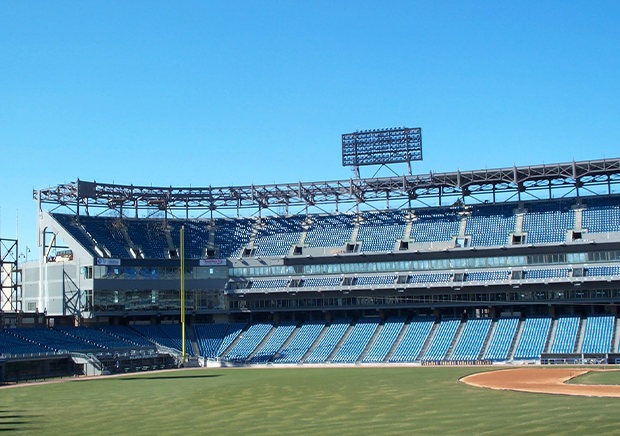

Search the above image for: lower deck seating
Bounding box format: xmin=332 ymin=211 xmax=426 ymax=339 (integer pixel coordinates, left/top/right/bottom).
xmin=580 ymin=315 xmax=615 ymax=353
xmin=549 ymin=316 xmax=580 ymax=354
xmin=222 ymin=323 xmax=273 ymax=362
xmin=389 ymin=317 xmax=435 ymax=362
xmin=250 ymin=322 xmax=297 ymax=363
xmin=331 ymin=318 xmax=380 ymax=363
xmin=483 ymin=317 xmax=519 ymax=361
xmin=362 ymin=317 xmax=406 ymax=363
xmin=513 ymin=317 xmax=552 ymax=359
xmin=273 ymin=321 xmax=325 ymax=364
xmin=421 ymin=319 xmax=460 ymax=361
xmin=304 ymin=319 xmax=352 ymax=363
xmin=449 ymin=318 xmax=492 ymax=361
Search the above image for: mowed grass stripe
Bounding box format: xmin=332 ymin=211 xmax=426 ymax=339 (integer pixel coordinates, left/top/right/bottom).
xmin=2 ymin=367 xmax=620 ymax=435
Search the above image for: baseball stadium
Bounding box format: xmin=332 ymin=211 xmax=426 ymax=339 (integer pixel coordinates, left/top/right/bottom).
xmin=1 ymin=128 xmax=620 ymax=434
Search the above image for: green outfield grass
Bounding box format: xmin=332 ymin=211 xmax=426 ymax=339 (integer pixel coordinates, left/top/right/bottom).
xmin=1 ymin=367 xmax=619 ymax=435
xmin=569 ymin=369 xmax=620 ymax=386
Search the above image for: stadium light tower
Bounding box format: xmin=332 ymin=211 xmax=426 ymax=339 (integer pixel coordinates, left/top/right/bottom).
xmin=342 ymin=127 xmax=422 ymax=179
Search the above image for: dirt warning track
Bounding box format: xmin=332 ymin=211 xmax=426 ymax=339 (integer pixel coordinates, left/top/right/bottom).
xmin=461 ymin=368 xmax=620 ymax=398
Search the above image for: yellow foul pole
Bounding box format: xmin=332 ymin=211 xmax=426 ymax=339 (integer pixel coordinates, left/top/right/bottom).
xmin=180 ymin=225 xmax=186 ymax=363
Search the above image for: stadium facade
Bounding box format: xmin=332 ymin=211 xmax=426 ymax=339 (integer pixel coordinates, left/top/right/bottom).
xmin=2 ymin=157 xmax=620 ymax=374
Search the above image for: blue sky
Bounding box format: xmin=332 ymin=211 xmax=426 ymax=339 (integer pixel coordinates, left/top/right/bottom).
xmin=1 ymin=1 xmax=619 ymax=259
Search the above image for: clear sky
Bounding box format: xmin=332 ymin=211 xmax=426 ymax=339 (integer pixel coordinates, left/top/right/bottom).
xmin=1 ymin=1 xmax=619 ymax=259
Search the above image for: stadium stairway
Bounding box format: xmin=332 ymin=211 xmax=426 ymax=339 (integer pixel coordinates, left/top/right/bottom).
xmin=219 ymin=323 xmax=251 ymax=357
xmin=357 ymin=320 xmax=384 ymax=362
xmin=416 ymin=320 xmax=439 ymax=361
xmin=476 ymin=319 xmax=496 ymax=360
xmin=507 ymin=320 xmax=524 ymax=361
xmin=326 ymin=321 xmax=355 ymax=362
xmin=298 ymin=324 xmax=329 ymax=363
xmin=187 ymin=326 xmax=199 ymax=356
xmin=383 ymin=317 xmax=411 ymax=362
xmin=544 ymin=318 xmax=559 ymax=353
xmin=444 ymin=320 xmax=466 ymax=361
xmin=271 ymin=323 xmax=302 ymax=362
xmin=575 ymin=318 xmax=587 ymax=352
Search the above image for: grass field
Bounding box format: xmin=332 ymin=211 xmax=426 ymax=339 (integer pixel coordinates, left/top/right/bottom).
xmin=2 ymin=366 xmax=620 ymax=435
xmin=570 ymin=369 xmax=620 ymax=386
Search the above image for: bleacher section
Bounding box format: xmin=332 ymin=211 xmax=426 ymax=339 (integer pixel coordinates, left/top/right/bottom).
xmin=301 ymin=277 xmax=342 ymax=288
xmin=465 ymin=205 xmax=515 ymax=247
xmin=273 ymin=321 xmax=325 ymax=364
xmin=389 ymin=317 xmax=435 ymax=362
xmin=483 ymin=317 xmax=519 ymax=361
xmin=357 ymin=211 xmax=406 ymax=252
xmin=513 ymin=317 xmax=552 ymax=360
xmin=449 ymin=318 xmax=492 ymax=361
xmin=56 ymin=327 xmax=134 ymax=349
xmin=465 ymin=271 xmax=510 ymax=282
xmin=249 ymin=322 xmax=297 ymax=363
xmin=331 ymin=318 xmax=380 ymax=363
xmin=10 ymin=328 xmax=103 ymax=352
xmin=0 ymin=329 xmax=51 ymax=356
xmin=362 ymin=317 xmax=406 ymax=363
xmin=522 ymin=201 xmax=574 ymax=244
xmin=305 ymin=215 xmax=354 ymax=248
xmin=253 ymin=216 xmax=304 ymax=257
xmin=98 ymin=325 xmax=154 ymax=347
xmin=355 ymin=275 xmax=396 ymax=286
xmin=582 ymin=197 xmax=620 ymax=233
xmin=421 ymin=319 xmax=460 ymax=361
xmin=304 ymin=318 xmax=352 ymax=363
xmin=524 ymin=268 xmax=572 ymax=280
xmin=549 ymin=316 xmax=580 ymax=354
xmin=222 ymin=323 xmax=273 ymax=362
xmin=580 ymin=315 xmax=615 ymax=353
xmin=407 ymin=273 xmax=452 ymax=284
xmin=409 ymin=208 xmax=460 ymax=243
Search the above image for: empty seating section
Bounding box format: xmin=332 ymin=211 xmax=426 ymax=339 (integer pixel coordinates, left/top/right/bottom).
xmin=421 ymin=319 xmax=461 ymax=361
xmin=213 ymin=219 xmax=255 ymax=258
xmin=522 ymin=201 xmax=574 ymax=244
xmin=131 ymin=325 xmax=193 ymax=354
xmin=249 ymin=322 xmax=297 ymax=363
xmin=304 ymin=318 xmax=352 ymax=363
xmin=253 ymin=217 xmax=304 ymax=256
xmin=217 ymin=323 xmax=246 ymax=356
xmin=408 ymin=273 xmax=452 ymax=284
xmin=549 ymin=316 xmax=580 ymax=354
xmin=331 ymin=318 xmax=380 ymax=363
xmin=273 ymin=321 xmax=325 ymax=364
xmin=98 ymin=325 xmax=153 ymax=347
xmin=362 ymin=317 xmax=406 ymax=363
xmin=483 ymin=317 xmax=519 ymax=361
xmin=465 ymin=271 xmax=509 ymax=282
xmin=52 ymin=214 xmax=97 ymax=255
xmin=126 ymin=221 xmax=169 ymax=259
xmin=305 ymin=215 xmax=354 ymax=248
xmin=157 ymin=324 xmax=193 ymax=356
xmin=586 ymin=266 xmax=620 ymax=277
xmin=465 ymin=205 xmax=515 ymax=247
xmin=524 ymin=268 xmax=571 ymax=280
xmin=222 ymin=323 xmax=273 ymax=362
xmin=248 ymin=278 xmax=290 ymax=290
xmin=581 ymin=315 xmax=615 ymax=353
xmin=355 ymin=275 xmax=396 ymax=286
xmin=513 ymin=317 xmax=551 ymax=359
xmin=56 ymin=326 xmax=133 ymax=349
xmin=449 ymin=318 xmax=492 ymax=361
xmin=193 ymin=324 xmax=229 ymax=358
xmin=169 ymin=221 xmax=209 ymax=259
xmin=582 ymin=197 xmax=620 ymax=233
xmin=80 ymin=216 xmax=129 ymax=258
xmin=389 ymin=317 xmax=435 ymax=362
xmin=301 ymin=277 xmax=341 ymax=288
xmin=0 ymin=330 xmax=51 ymax=356
xmin=357 ymin=211 xmax=406 ymax=252
xmin=409 ymin=208 xmax=460 ymax=243
xmin=11 ymin=328 xmax=102 ymax=352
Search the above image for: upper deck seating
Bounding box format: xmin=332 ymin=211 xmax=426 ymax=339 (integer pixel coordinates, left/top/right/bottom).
xmin=212 ymin=218 xmax=255 ymax=258
xmin=409 ymin=208 xmax=460 ymax=243
xmin=357 ymin=211 xmax=407 ymax=253
xmin=305 ymin=214 xmax=355 ymax=248
xmin=253 ymin=216 xmax=304 ymax=257
xmin=582 ymin=197 xmax=620 ymax=233
xmin=522 ymin=201 xmax=575 ymax=244
xmin=465 ymin=205 xmax=516 ymax=247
